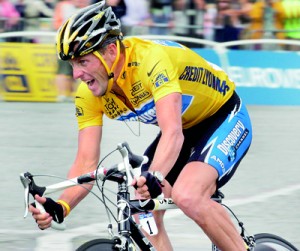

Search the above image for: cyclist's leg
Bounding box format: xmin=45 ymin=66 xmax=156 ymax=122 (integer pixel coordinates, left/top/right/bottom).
xmin=137 ymin=135 xmax=172 ymax=250
xmin=172 ymin=96 xmax=252 ymax=250
xmin=172 ymin=162 xmax=246 ymax=251
xmin=133 ymin=181 xmax=173 ymax=251
xmin=140 ymin=131 xmax=197 ymax=251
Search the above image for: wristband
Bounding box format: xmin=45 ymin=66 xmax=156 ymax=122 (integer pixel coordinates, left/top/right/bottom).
xmin=57 ymin=200 xmax=71 ymax=217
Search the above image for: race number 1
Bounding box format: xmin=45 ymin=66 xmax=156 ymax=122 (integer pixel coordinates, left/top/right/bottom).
xmin=139 ymin=212 xmax=158 ymax=236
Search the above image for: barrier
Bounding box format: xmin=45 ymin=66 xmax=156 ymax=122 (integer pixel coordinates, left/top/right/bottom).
xmin=0 ymin=32 xmax=57 ymax=102
xmin=136 ymin=35 xmax=300 ymax=106
xmin=1 ymin=32 xmax=300 ymax=105
xmin=0 ymin=42 xmax=57 ymax=102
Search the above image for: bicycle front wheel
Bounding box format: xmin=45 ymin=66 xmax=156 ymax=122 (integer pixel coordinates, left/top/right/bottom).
xmin=254 ymin=233 xmax=298 ymax=251
xmin=76 ymin=238 xmax=119 ymax=251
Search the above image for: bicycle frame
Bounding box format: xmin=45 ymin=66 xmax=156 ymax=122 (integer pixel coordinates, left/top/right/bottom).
xmin=20 ymin=142 xmax=299 ymax=251
xmin=19 ymin=142 xmax=251 ymax=250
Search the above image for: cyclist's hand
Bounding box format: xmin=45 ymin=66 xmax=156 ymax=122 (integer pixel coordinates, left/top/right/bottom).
xmin=135 ymin=171 xmax=163 ymax=199
xmin=29 ymin=195 xmax=64 ymax=230
xmin=29 ymin=195 xmax=52 ymax=230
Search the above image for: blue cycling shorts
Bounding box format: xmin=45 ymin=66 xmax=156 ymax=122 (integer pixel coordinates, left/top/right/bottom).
xmin=142 ymin=91 xmax=252 ymax=188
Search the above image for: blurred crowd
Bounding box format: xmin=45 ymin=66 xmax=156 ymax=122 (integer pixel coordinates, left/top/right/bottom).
xmin=0 ymin=0 xmax=299 ymax=49
xmin=0 ymin=0 xmax=299 ymax=102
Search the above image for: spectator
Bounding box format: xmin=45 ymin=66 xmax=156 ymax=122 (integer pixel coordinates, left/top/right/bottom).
xmin=237 ymin=0 xmax=252 ymax=26
xmin=190 ymin=0 xmax=206 ymax=38
xmin=212 ymin=0 xmax=242 ymax=48
xmin=72 ymin=0 xmax=92 ymax=8
xmin=54 ymin=0 xmax=91 ymax=30
xmin=173 ymin=0 xmax=189 ymax=37
xmin=247 ymin=0 xmax=286 ymax=50
xmin=53 ymin=0 xmax=91 ymax=102
xmin=11 ymin=0 xmax=26 ymax=42
xmin=106 ymin=0 xmax=127 ymax=19
xmin=14 ymin=0 xmax=26 ymax=18
xmin=14 ymin=0 xmax=26 ymax=19
xmin=53 ymin=0 xmax=75 ymax=31
xmin=230 ymin=0 xmax=253 ymax=43
xmin=23 ymin=0 xmax=54 ymax=42
xmin=237 ymin=0 xmax=253 ymax=39
xmin=39 ymin=0 xmax=56 ymax=17
xmin=148 ymin=0 xmax=174 ymax=35
xmin=173 ymin=0 xmax=206 ymax=40
xmin=203 ymin=2 xmax=217 ymax=41
xmin=0 ymin=0 xmax=20 ymax=41
xmin=282 ymin=0 xmax=300 ymax=51
xmin=119 ymin=0 xmax=150 ymax=36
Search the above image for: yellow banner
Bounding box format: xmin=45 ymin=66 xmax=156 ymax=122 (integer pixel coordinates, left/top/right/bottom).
xmin=0 ymin=42 xmax=58 ymax=102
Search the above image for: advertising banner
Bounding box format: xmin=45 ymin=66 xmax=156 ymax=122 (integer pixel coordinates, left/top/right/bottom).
xmin=0 ymin=42 xmax=57 ymax=102
xmin=0 ymin=41 xmax=299 ymax=105
xmin=194 ymin=48 xmax=300 ymax=105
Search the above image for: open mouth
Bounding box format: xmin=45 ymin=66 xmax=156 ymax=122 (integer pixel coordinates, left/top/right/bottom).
xmin=86 ymin=79 xmax=95 ymax=86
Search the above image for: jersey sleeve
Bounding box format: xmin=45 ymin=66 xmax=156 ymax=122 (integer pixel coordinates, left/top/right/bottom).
xmin=140 ymin=45 xmax=182 ymax=102
xmin=75 ymin=82 xmax=104 ymax=130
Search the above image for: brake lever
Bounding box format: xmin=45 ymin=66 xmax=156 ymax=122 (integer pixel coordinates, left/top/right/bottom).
xmin=118 ymin=143 xmax=134 ymax=186
xmin=19 ymin=172 xmax=66 ymax=230
xmin=20 ymin=172 xmax=31 ymax=218
xmin=20 ymin=172 xmax=46 ymax=217
xmin=117 ymin=142 xmax=149 ymax=187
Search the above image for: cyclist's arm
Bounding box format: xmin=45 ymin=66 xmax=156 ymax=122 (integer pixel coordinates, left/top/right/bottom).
xmin=29 ymin=125 xmax=102 ymax=227
xmin=58 ymin=125 xmax=103 ymax=216
xmin=149 ymin=92 xmax=184 ymax=177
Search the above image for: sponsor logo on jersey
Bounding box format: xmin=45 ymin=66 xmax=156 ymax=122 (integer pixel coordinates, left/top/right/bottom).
xmin=130 ymin=81 xmax=151 ymax=106
xmin=211 ymin=155 xmax=225 ymax=172
xmin=117 ymin=100 xmax=157 ymax=124
xmin=179 ymin=66 xmax=230 ymax=96
xmin=128 ymin=61 xmax=140 ymax=67
xmin=147 ymin=61 xmax=160 ymax=77
xmin=75 ymin=96 xmax=84 ymax=99
xmin=117 ymin=95 xmax=193 ymax=124
xmin=75 ymin=106 xmax=84 ymax=117
xmin=130 ymin=91 xmax=151 ymax=106
xmin=103 ymin=96 xmax=128 ymax=119
xmin=130 ymin=81 xmax=143 ymax=96
xmin=152 ymin=70 xmax=169 ymax=88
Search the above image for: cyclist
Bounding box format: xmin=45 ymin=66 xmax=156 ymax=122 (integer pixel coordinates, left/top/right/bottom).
xmin=29 ymin=2 xmax=253 ymax=250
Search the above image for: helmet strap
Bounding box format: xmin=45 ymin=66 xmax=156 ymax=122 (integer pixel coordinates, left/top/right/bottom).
xmin=93 ymin=40 xmax=121 ymax=93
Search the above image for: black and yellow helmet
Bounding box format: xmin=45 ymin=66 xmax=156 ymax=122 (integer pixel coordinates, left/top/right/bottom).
xmin=56 ymin=1 xmax=122 ymax=60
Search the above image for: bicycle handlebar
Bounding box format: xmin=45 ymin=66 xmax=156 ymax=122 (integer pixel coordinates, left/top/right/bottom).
xmin=19 ymin=142 xmax=150 ymax=231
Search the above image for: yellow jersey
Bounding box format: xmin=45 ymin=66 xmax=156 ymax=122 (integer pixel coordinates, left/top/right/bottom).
xmin=75 ymin=37 xmax=235 ymax=130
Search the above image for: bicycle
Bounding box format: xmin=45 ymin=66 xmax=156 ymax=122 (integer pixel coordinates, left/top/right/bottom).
xmin=20 ymin=142 xmax=298 ymax=251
